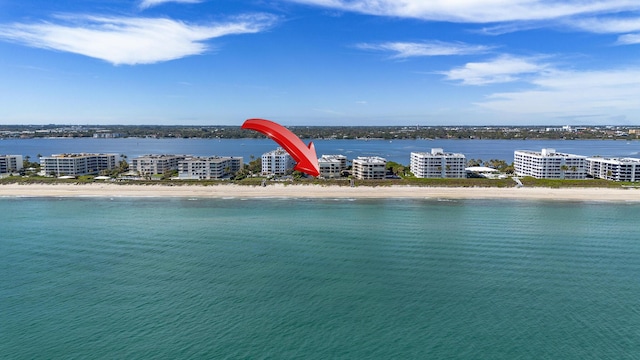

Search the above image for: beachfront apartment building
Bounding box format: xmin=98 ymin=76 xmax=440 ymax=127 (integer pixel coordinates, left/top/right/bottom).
xmin=40 ymin=153 xmax=117 ymax=177
xmin=318 ymin=154 xmax=348 ymax=178
xmin=352 ymin=156 xmax=386 ymax=180
xmin=262 ymin=148 xmax=296 ymax=176
xmin=0 ymin=155 xmax=23 ymax=175
xmin=178 ymin=156 xmax=243 ymax=180
xmin=130 ymin=154 xmax=187 ymax=176
xmin=586 ymin=157 xmax=640 ymax=182
xmin=514 ymin=148 xmax=586 ymax=179
xmin=410 ymin=148 xmax=466 ymax=178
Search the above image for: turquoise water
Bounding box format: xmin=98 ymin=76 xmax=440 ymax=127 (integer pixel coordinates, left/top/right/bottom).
xmin=2 ymin=198 xmax=640 ymax=359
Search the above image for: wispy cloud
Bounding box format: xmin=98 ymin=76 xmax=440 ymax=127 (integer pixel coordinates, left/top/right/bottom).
xmin=568 ymin=16 xmax=640 ymax=33
xmin=477 ymin=68 xmax=640 ymax=118
xmin=441 ymin=55 xmax=548 ymax=85
xmin=0 ymin=14 xmax=278 ymax=65
xmin=564 ymin=16 xmax=640 ymax=45
xmin=617 ymin=33 xmax=640 ymax=44
xmin=356 ymin=41 xmax=492 ymax=58
xmin=286 ymin=0 xmax=640 ymax=23
xmin=139 ymin=0 xmax=203 ymax=10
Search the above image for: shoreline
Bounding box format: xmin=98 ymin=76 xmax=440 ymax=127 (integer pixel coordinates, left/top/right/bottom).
xmin=1 ymin=183 xmax=640 ymax=201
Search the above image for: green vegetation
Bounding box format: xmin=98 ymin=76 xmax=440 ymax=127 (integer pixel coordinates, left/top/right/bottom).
xmin=2 ymin=174 xmax=635 ymax=189
xmin=2 ymin=124 xmax=639 ymax=140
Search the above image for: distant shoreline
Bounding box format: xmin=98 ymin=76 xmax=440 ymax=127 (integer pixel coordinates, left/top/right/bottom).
xmin=1 ymin=183 xmax=640 ymax=201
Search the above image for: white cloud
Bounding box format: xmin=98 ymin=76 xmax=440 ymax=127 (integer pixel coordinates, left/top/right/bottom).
xmin=477 ymin=68 xmax=640 ymax=117
xmin=441 ymin=55 xmax=548 ymax=85
xmin=356 ymin=41 xmax=492 ymax=58
xmin=0 ymin=14 xmax=278 ymax=65
xmin=561 ymin=17 xmax=640 ymax=45
xmin=140 ymin=0 xmax=203 ymax=10
xmin=286 ymin=0 xmax=640 ymax=23
xmin=617 ymin=33 xmax=640 ymax=44
xmin=568 ymin=16 xmax=640 ymax=33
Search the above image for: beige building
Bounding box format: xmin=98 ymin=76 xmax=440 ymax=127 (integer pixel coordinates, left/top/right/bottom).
xmin=318 ymin=154 xmax=348 ymax=178
xmin=40 ymin=153 xmax=117 ymax=177
xmin=352 ymin=156 xmax=386 ymax=179
xmin=410 ymin=148 xmax=466 ymax=178
xmin=130 ymin=154 xmax=187 ymax=176
xmin=514 ymin=148 xmax=586 ymax=179
xmin=178 ymin=156 xmax=243 ymax=180
xmin=0 ymin=155 xmax=23 ymax=175
xmin=586 ymin=157 xmax=640 ymax=182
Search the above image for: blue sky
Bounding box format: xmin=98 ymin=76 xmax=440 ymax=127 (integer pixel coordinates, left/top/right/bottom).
xmin=1 ymin=0 xmax=640 ymax=126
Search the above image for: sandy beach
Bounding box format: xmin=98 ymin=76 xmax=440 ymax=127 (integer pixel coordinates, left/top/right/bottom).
xmin=1 ymin=183 xmax=640 ymax=201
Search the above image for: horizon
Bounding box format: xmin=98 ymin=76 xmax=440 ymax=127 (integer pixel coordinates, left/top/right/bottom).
xmin=2 ymin=124 xmax=640 ymax=128
xmin=1 ymin=1 xmax=640 ymax=126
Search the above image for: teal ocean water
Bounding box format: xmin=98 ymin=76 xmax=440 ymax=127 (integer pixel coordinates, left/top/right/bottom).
xmin=2 ymin=198 xmax=640 ymax=359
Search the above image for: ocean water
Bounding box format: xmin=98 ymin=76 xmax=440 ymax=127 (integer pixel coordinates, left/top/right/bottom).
xmin=1 ymin=138 xmax=639 ymax=165
xmin=2 ymin=198 xmax=640 ymax=359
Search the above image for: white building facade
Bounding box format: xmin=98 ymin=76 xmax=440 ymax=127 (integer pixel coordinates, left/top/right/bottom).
xmin=318 ymin=154 xmax=348 ymax=178
xmin=40 ymin=153 xmax=117 ymax=177
xmin=514 ymin=148 xmax=586 ymax=179
xmin=130 ymin=154 xmax=187 ymax=175
xmin=262 ymin=148 xmax=296 ymax=176
xmin=410 ymin=148 xmax=466 ymax=178
xmin=586 ymin=157 xmax=640 ymax=182
xmin=0 ymin=155 xmax=23 ymax=175
xmin=352 ymin=156 xmax=386 ymax=179
xmin=178 ymin=156 xmax=243 ymax=180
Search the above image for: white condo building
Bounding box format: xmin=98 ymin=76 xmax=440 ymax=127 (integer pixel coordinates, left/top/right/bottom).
xmin=318 ymin=154 xmax=348 ymax=178
xmin=410 ymin=148 xmax=466 ymax=178
xmin=352 ymin=156 xmax=386 ymax=180
xmin=262 ymin=148 xmax=296 ymax=176
xmin=178 ymin=156 xmax=243 ymax=180
xmin=0 ymin=155 xmax=23 ymax=175
xmin=130 ymin=154 xmax=187 ymax=175
xmin=586 ymin=157 xmax=640 ymax=182
xmin=40 ymin=153 xmax=117 ymax=177
xmin=514 ymin=148 xmax=586 ymax=179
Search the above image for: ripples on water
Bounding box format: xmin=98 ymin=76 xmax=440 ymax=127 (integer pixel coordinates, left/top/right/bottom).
xmin=2 ymin=198 xmax=640 ymax=358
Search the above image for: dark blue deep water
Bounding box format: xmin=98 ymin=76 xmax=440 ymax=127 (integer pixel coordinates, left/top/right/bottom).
xmin=2 ymin=198 xmax=640 ymax=359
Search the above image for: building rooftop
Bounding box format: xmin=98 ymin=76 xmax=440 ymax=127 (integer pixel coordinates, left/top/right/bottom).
xmin=353 ymin=156 xmax=386 ymax=164
xmin=586 ymin=157 xmax=640 ymax=164
xmin=412 ymin=148 xmax=465 ymax=157
xmin=515 ymin=148 xmax=585 ymax=158
xmin=45 ymin=153 xmax=117 ymax=158
xmin=263 ymin=148 xmax=290 ymax=156
xmin=136 ymin=154 xmax=189 ymax=158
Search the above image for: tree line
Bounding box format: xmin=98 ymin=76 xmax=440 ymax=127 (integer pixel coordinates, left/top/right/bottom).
xmin=3 ymin=125 xmax=638 ymax=140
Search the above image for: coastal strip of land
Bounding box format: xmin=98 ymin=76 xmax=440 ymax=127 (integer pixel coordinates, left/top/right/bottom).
xmin=1 ymin=183 xmax=640 ymax=201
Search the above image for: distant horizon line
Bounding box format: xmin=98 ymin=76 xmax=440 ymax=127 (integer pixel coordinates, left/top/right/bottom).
xmin=2 ymin=124 xmax=640 ymax=128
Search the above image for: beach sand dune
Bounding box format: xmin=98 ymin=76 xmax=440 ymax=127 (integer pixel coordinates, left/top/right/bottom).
xmin=1 ymin=183 xmax=640 ymax=201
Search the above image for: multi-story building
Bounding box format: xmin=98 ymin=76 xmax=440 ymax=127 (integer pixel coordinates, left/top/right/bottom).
xmin=92 ymin=131 xmax=122 ymax=138
xmin=586 ymin=157 xmax=640 ymax=182
xmin=352 ymin=156 xmax=386 ymax=180
xmin=514 ymin=148 xmax=586 ymax=179
xmin=130 ymin=154 xmax=187 ymax=176
xmin=178 ymin=156 xmax=243 ymax=180
xmin=0 ymin=155 xmax=23 ymax=175
xmin=40 ymin=153 xmax=117 ymax=177
xmin=410 ymin=148 xmax=466 ymax=178
xmin=262 ymin=148 xmax=296 ymax=176
xmin=318 ymin=154 xmax=348 ymax=178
